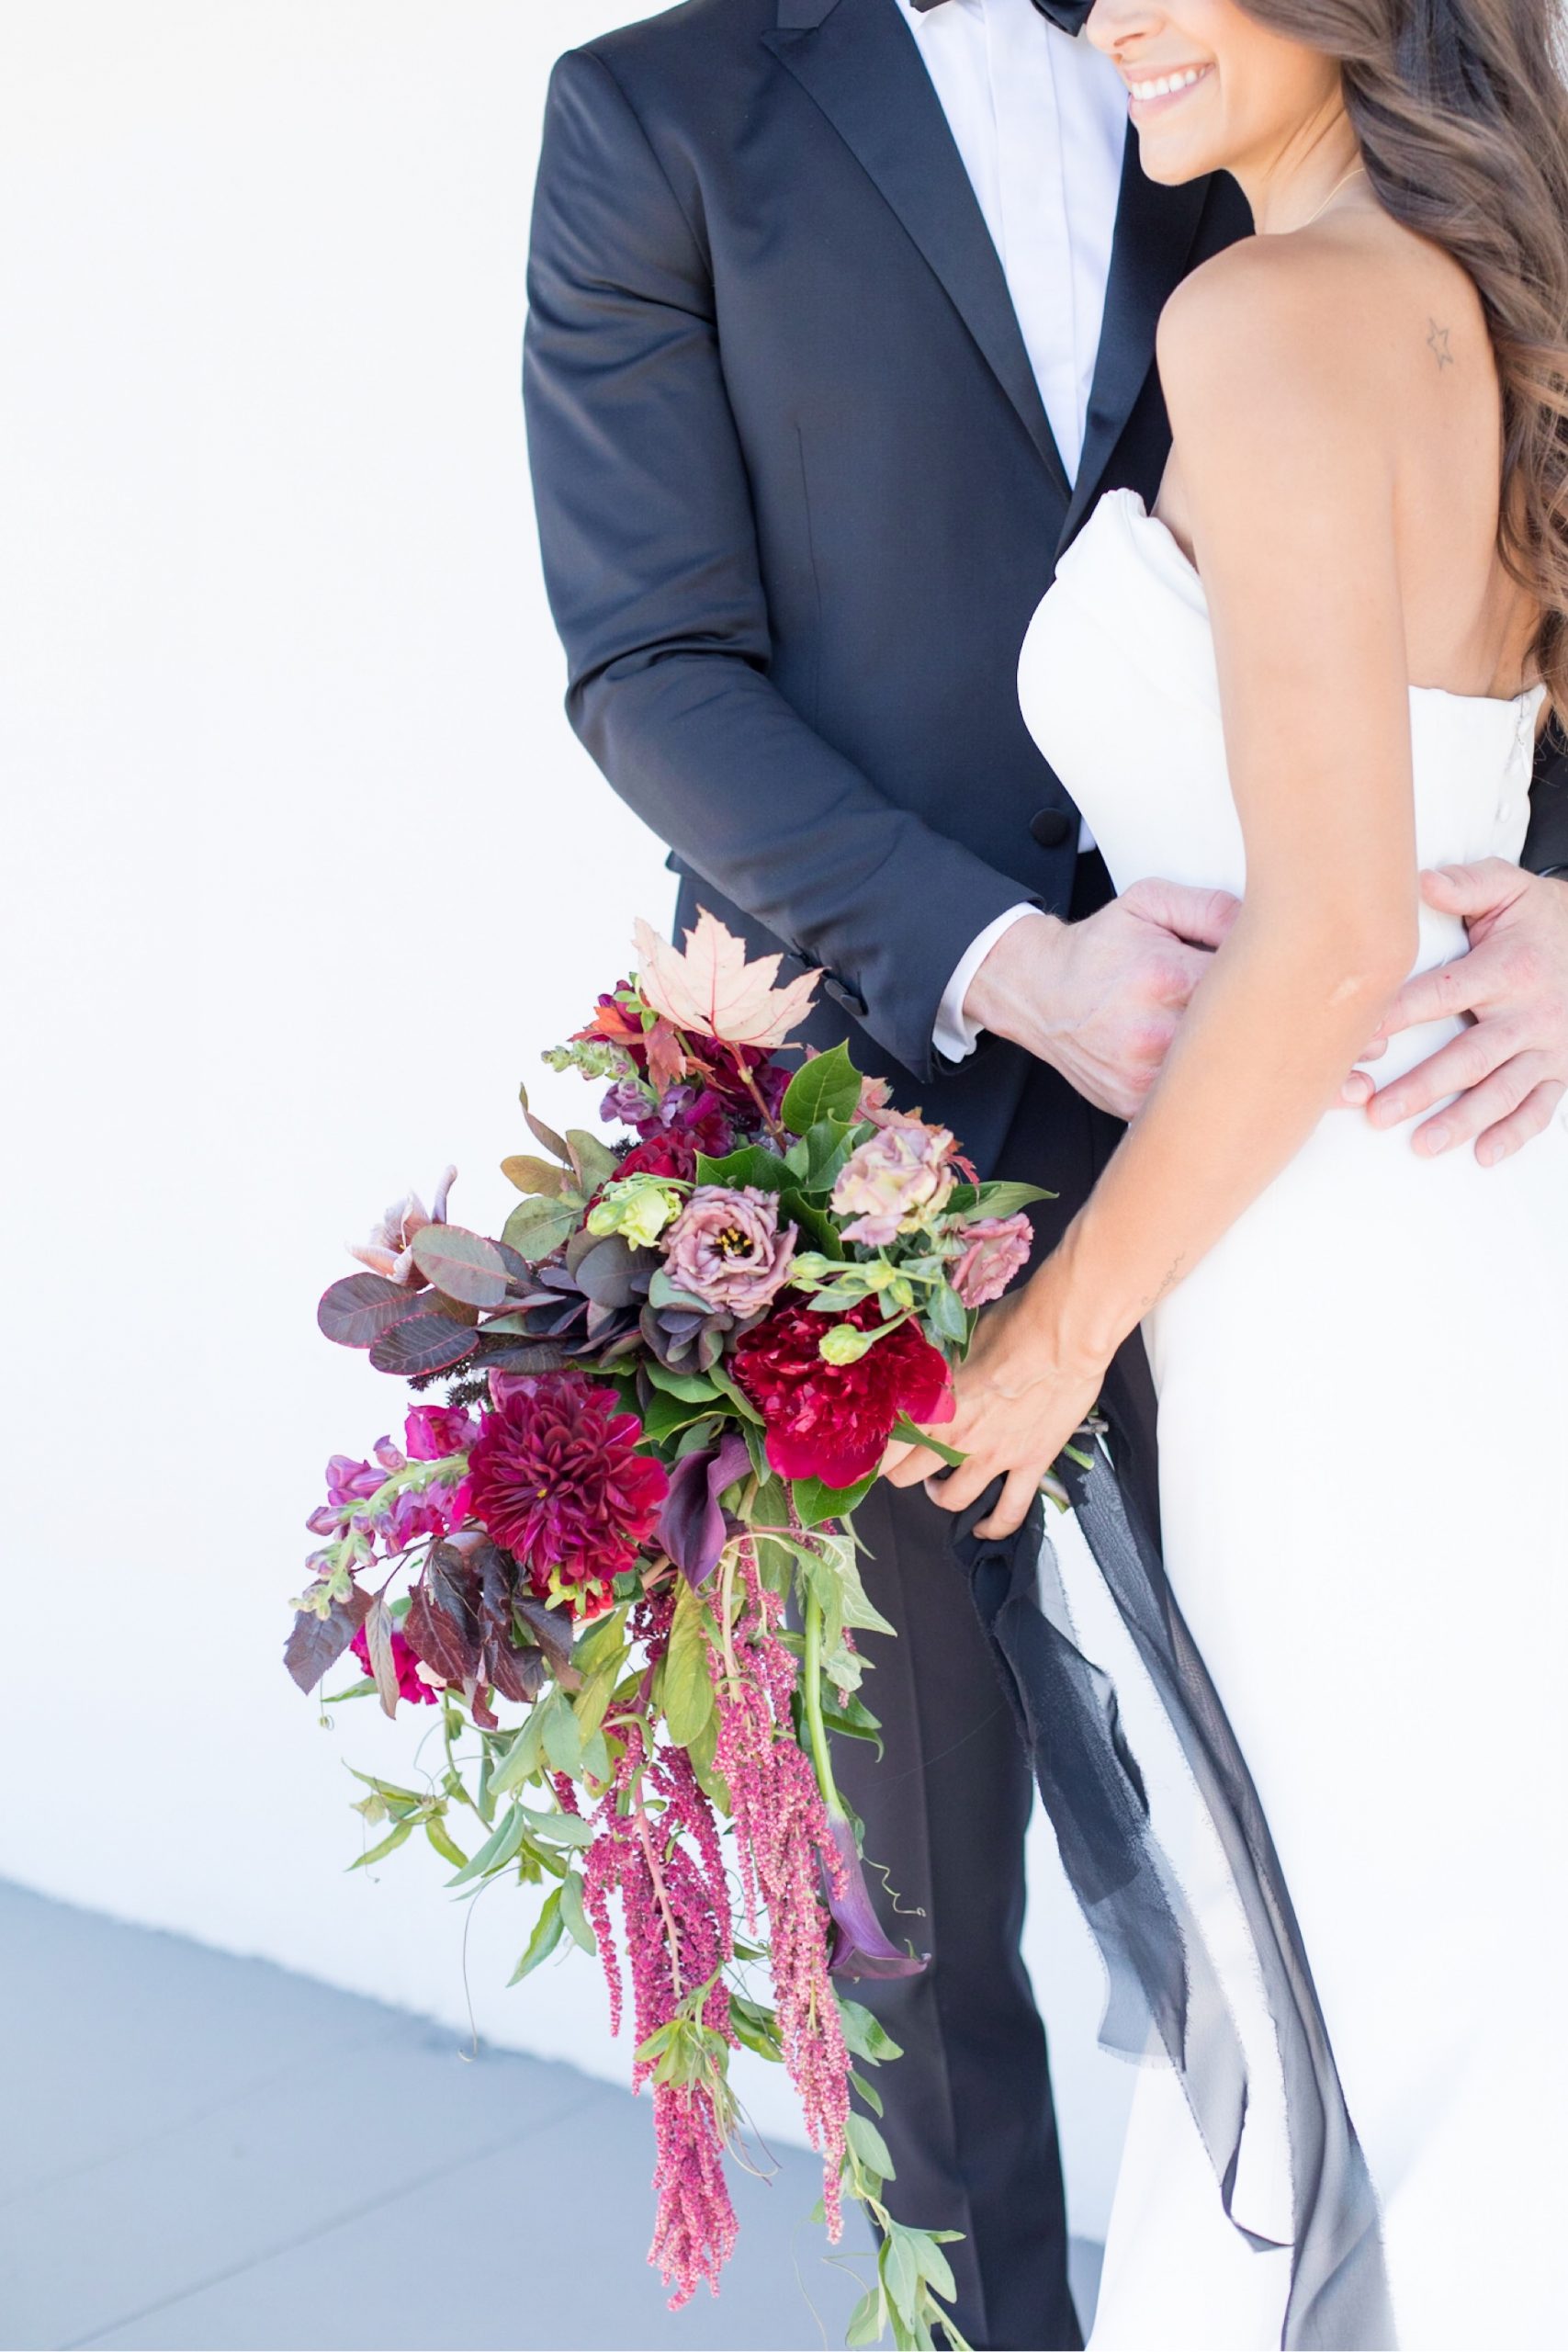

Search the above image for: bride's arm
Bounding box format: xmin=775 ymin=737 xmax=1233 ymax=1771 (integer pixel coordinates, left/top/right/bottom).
xmin=892 ymin=243 xmax=1420 ymax=1536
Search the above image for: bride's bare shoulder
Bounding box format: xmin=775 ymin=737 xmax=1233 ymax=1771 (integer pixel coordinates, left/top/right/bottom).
xmin=1156 ymin=211 xmax=1488 ymax=460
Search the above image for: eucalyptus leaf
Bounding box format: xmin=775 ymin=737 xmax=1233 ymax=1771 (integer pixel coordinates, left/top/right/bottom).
xmin=409 ymin=1224 xmax=510 ymax=1309
xmin=566 ymin=1129 xmax=619 ymax=1195
xmin=500 ymin=1153 xmax=565 ymax=1198
xmin=518 ymin=1081 xmax=571 ymax=1167
xmin=502 ymin=1195 xmax=581 ymax=1264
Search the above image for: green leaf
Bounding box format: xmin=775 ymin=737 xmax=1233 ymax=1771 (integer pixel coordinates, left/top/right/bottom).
xmin=781 ymin=1041 xmax=863 ymax=1135
xmin=520 ymin=1806 xmax=594 ymax=1849
xmin=969 ymin=1180 xmax=1055 ymax=1216
xmin=500 ymin=1153 xmax=566 ymax=1197
xmin=887 ymin=1414 xmax=966 ymax=1472
xmin=639 ymin=1389 xmax=722 ymax=1447
xmin=580 ymin=1726 xmax=613 ymax=1783
xmin=776 ymin=1185 xmax=844 ymax=1260
xmin=642 ymin=1362 xmax=722 ymax=1405
xmin=408 ymin=1224 xmax=510 ymax=1308
xmin=348 ymin=1817 xmax=415 ymax=1871
xmin=693 ymin=1145 xmax=792 ymax=1193
xmin=573 ymin=1663 xmax=617 ymax=1744
xmin=663 ymin=1580 xmax=715 ymax=1747
xmin=542 ymin=1702 xmax=583 ymax=1777
xmin=446 ymin=1803 xmax=529 ymax=1888
xmin=566 ymin=1129 xmax=619 ymax=1195
xmin=705 ymin=1358 xmax=764 ymax=1425
xmin=571 ymin=1606 xmax=628 ymax=1677
xmin=837 ymin=1996 xmax=904 ymax=2064
xmin=791 ymin=1471 xmax=876 ymax=1529
xmin=508 ymin=1887 xmax=564 ymax=1983
xmin=423 ymin=1815 xmax=469 ymax=1870
xmin=790 ymin=1114 xmax=858 ymax=1195
xmin=847 ymin=2110 xmax=896 ymax=2181
xmin=558 ymin=1871 xmax=598 ymax=1954
xmin=850 ymin=2068 xmax=884 ymax=2117
xmin=902 ymin=2231 xmax=957 ymax=2306
xmin=489 ymin=1705 xmax=548 ymax=1797
xmin=882 ymin=2229 xmax=921 ymax=2326
xmin=924 ymin=1281 xmax=970 ymax=1346
xmin=501 ymin=1194 xmax=581 ymax=1263
xmin=845 ymin=2288 xmax=886 ymax=2349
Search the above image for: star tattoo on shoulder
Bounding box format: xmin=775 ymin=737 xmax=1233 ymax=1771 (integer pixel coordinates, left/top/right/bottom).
xmin=1427 ymin=319 xmax=1454 ymax=370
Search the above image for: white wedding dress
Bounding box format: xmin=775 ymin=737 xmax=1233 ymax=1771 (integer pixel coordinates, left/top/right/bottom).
xmin=1017 ymin=489 xmax=1568 ymax=2350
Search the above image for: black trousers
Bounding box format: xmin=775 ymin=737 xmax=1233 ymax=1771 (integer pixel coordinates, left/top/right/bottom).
xmin=829 ymin=858 xmax=1161 ymax=2349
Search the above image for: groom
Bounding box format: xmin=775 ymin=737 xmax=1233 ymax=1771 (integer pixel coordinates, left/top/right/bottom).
xmin=524 ymin=1 xmax=1568 ymax=2342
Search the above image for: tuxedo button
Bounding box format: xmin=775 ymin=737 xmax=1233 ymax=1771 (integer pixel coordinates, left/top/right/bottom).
xmin=1030 ymin=808 xmax=1073 ymax=850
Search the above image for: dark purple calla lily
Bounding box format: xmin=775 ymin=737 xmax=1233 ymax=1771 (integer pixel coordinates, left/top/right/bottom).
xmin=656 ymin=1433 xmax=753 ymax=1587
xmin=823 ymin=1812 xmax=928 ymax=1979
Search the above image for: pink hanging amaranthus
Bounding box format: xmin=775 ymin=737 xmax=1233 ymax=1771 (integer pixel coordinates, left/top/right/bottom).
xmin=710 ymin=1538 xmax=852 ymax=2240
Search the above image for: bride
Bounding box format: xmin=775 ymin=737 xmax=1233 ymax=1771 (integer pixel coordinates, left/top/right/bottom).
xmin=885 ymin=0 xmax=1568 ymax=2343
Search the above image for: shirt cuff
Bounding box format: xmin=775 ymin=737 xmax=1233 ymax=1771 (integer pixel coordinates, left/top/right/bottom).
xmin=933 ymin=902 xmax=1038 ymax=1063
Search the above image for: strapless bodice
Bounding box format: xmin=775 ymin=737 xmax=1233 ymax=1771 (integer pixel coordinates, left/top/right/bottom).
xmin=1019 ymin=490 xmax=1545 ymax=1078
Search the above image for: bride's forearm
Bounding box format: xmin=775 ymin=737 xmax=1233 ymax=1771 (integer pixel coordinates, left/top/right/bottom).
xmin=1033 ymin=907 xmax=1413 ymax=1365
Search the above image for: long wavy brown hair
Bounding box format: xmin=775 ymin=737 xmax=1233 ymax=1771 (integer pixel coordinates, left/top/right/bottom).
xmin=1237 ymin=0 xmax=1568 ymax=717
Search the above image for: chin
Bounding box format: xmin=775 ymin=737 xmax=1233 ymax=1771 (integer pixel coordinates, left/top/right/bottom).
xmin=1133 ymin=129 xmax=1222 ymax=187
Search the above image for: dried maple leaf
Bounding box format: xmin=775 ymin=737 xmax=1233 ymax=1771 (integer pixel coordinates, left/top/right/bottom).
xmin=632 ymin=910 xmax=821 ymax=1049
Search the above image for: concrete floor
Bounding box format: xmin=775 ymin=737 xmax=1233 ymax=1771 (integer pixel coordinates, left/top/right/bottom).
xmin=0 ymin=1881 xmax=1100 ymax=2351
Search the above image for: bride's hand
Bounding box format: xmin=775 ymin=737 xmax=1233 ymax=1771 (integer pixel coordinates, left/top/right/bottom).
xmin=880 ymin=1281 xmax=1106 ymax=1541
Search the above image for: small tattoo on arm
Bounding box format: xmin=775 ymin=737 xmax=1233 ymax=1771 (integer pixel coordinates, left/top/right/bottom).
xmin=1137 ymin=1255 xmax=1189 ymax=1317
xmin=1427 ymin=318 xmax=1454 ymax=370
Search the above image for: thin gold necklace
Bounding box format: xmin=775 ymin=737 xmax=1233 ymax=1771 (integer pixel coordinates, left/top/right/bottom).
xmin=1298 ymin=160 xmax=1368 ymax=230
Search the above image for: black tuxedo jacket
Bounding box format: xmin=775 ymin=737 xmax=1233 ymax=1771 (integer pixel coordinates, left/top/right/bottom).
xmin=525 ymin=0 xmax=1568 ymax=1188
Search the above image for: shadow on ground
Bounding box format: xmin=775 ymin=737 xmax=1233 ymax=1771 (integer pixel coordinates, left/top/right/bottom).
xmin=0 ymin=1880 xmax=1100 ymax=2351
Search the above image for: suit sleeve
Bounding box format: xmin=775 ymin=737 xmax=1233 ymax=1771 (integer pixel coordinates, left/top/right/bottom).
xmin=1523 ymin=734 xmax=1568 ymax=876
xmin=522 ymin=48 xmax=1031 ymax=1082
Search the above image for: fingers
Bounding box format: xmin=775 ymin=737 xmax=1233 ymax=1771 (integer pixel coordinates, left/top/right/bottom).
xmin=974 ymin=1465 xmax=1042 ymax=1542
xmin=1123 ymin=876 xmax=1242 ymax=952
xmin=1475 ymin=1079 xmax=1566 ymax=1168
xmin=1377 ymin=956 xmax=1487 ymax=1037
xmin=1339 ymin=1068 xmax=1375 ymax=1107
xmin=881 ymin=1437 xmax=951 ymax=1487
xmin=1366 ymin=1017 xmax=1524 ymax=1131
xmin=1406 ymin=1049 xmax=1553 ymax=1159
xmin=1418 ymin=859 xmax=1529 ymax=923
xmin=925 ymin=1453 xmax=999 ymax=1517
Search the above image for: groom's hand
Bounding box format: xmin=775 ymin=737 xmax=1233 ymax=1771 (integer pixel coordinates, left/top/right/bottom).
xmin=964 ymin=879 xmax=1240 ymax=1119
xmin=1345 ymin=863 xmax=1568 ymax=1164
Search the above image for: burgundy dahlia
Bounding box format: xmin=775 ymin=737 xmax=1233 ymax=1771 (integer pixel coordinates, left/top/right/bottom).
xmin=730 ymin=1297 xmax=954 ymax=1489
xmin=466 ymin=1373 xmax=668 ymax=1611
xmin=349 ymin=1621 xmax=439 ymax=1706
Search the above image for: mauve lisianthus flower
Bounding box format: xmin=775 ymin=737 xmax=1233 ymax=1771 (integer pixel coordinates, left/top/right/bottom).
xmin=950 ymin=1211 xmax=1034 ymax=1308
xmin=467 ymin=1373 xmax=668 ymax=1611
xmin=731 ymin=1297 xmax=953 ymax=1488
xmin=350 ymin=1621 xmax=440 ymax=1705
xmin=830 ymin=1117 xmax=957 ymax=1247
xmin=661 ymin=1185 xmax=798 ymax=1316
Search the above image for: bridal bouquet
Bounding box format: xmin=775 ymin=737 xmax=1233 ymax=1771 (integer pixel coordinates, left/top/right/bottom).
xmin=286 ymin=914 xmax=1044 ymax=2346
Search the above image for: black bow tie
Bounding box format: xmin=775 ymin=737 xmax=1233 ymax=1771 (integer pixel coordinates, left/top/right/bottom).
xmin=910 ymin=0 xmax=1094 ymax=32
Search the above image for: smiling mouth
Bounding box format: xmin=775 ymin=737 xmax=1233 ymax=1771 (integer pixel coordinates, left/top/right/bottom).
xmin=1124 ymin=62 xmax=1213 ymax=109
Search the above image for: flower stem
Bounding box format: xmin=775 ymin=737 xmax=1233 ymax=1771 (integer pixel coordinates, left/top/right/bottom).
xmin=801 ymin=1590 xmax=845 ymax=1825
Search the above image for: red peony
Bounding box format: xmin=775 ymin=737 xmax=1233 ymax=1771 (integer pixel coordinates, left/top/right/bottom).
xmin=731 ymin=1298 xmax=954 ymax=1490
xmin=467 ymin=1373 xmax=669 ymax=1611
xmin=616 ymin=1134 xmax=697 ymax=1183
xmin=350 ymin=1622 xmax=439 ymax=1706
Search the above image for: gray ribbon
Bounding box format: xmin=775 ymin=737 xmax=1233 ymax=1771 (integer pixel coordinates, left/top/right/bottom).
xmin=953 ymin=1447 xmax=1395 ymax=2349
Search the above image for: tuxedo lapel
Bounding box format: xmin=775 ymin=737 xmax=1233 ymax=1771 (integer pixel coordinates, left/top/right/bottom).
xmin=1063 ymin=139 xmax=1212 ymax=541
xmin=764 ymin=0 xmax=1072 ymax=502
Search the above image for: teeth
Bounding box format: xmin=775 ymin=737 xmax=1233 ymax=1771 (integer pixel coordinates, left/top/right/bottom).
xmin=1129 ymin=65 xmax=1207 ymax=100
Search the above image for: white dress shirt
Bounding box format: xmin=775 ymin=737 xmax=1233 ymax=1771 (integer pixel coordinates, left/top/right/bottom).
xmin=890 ymin=0 xmax=1128 ymax=1059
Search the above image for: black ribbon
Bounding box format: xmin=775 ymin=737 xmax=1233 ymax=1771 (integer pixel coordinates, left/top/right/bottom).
xmin=953 ymin=1448 xmax=1395 ymax=2351
xmin=909 ymin=0 xmax=1095 ymax=34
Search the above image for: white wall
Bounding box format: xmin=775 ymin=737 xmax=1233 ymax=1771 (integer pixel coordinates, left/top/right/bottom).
xmin=0 ymin=0 xmax=1130 ymax=2241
